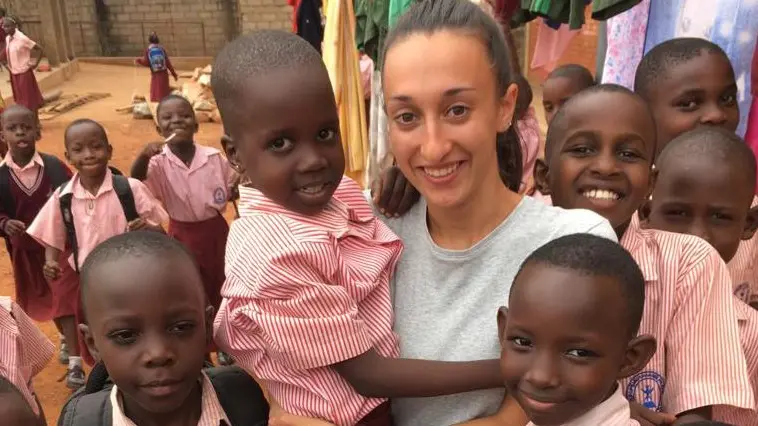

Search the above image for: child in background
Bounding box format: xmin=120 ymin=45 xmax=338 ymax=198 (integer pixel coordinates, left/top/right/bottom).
xmin=0 ymin=376 xmax=42 ymax=426
xmin=535 ymin=85 xmax=753 ymax=423
xmin=130 ymin=94 xmax=235 ymax=317
xmin=212 ymin=31 xmax=503 ymax=426
xmin=633 ymin=37 xmax=758 ymax=309
xmin=501 ymin=234 xmax=656 ymax=426
xmin=0 ymin=296 xmax=54 ymax=424
xmin=0 ymin=105 xmax=82 ymax=388
xmin=135 ymin=32 xmax=178 ymax=102
xmin=541 ymin=64 xmax=595 ymax=125
xmin=641 ymin=127 xmax=758 ymax=425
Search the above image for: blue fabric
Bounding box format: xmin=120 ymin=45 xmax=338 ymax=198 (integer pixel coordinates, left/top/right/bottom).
xmin=644 ymin=0 xmax=758 ymax=137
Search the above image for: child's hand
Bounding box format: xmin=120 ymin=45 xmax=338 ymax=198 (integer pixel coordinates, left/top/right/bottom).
xmin=370 ymin=166 xmax=419 ymax=217
xmin=141 ymin=142 xmax=164 ymax=158
xmin=127 ymin=218 xmax=162 ymax=232
xmin=3 ymin=219 xmax=25 ymax=237
xmin=629 ymin=402 xmax=676 ymax=425
xmin=43 ymin=259 xmax=61 ymax=281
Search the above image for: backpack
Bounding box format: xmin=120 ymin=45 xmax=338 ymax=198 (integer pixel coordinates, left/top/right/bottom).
xmin=0 ymin=153 xmax=70 ymax=217
xmin=147 ymin=45 xmax=167 ymax=73
xmin=57 ymin=362 xmax=269 ymax=426
xmin=58 ymin=170 xmax=138 ymax=273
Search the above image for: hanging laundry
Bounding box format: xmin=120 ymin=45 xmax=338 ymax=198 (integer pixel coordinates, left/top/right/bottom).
xmin=600 ymin=0 xmax=650 ymax=88
xmin=511 ymin=0 xmax=588 ymax=30
xmin=355 ymin=0 xmax=389 ymax=65
xmin=389 ymin=0 xmax=413 ymax=28
xmin=746 ymin=36 xmax=758 ymax=192
xmin=367 ymin=70 xmax=390 ymax=189
xmin=591 ymin=0 xmax=642 ymax=20
xmin=296 ymin=0 xmax=324 ymax=53
xmin=530 ymin=19 xmax=579 ymax=73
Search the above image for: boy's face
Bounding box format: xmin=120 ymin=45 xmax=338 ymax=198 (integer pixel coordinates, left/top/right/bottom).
xmin=80 ymin=254 xmax=212 ymax=418
xmin=538 ymin=92 xmax=656 ymax=234
xmin=64 ymin=122 xmax=113 ymax=178
xmin=499 ymin=264 xmax=653 ymax=426
xmin=643 ymin=157 xmax=757 ymax=262
xmin=0 ymin=108 xmax=39 ymax=160
xmin=224 ymin=68 xmax=345 ymax=216
xmin=156 ymin=98 xmax=198 ymax=143
xmin=542 ymin=76 xmax=584 ymax=125
xmin=647 ymin=52 xmax=739 ymax=151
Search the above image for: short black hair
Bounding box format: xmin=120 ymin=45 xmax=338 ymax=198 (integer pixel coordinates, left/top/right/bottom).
xmin=514 ymin=234 xmax=646 ymax=336
xmin=0 ymin=104 xmax=37 ymax=126
xmin=381 ymin=0 xmax=523 ymax=192
xmin=156 ymin=94 xmax=194 ymax=118
xmin=545 ymin=84 xmax=655 ymax=161
xmin=64 ymin=118 xmax=109 ymax=147
xmin=657 ymin=127 xmax=756 ymax=195
xmin=212 ymin=30 xmax=324 ymax=135
xmin=0 ymin=8 xmax=7 ymax=17
xmin=149 ymin=32 xmax=160 ymax=44
xmin=80 ymin=231 xmax=199 ymax=314
xmin=546 ymin=64 xmax=595 ymax=89
xmin=0 ymin=376 xmax=36 ymax=421
xmin=634 ymin=38 xmax=730 ymax=100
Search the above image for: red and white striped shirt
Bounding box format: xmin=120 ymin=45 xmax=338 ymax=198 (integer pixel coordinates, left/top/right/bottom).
xmin=0 ymin=297 xmax=54 ymax=415
xmin=727 ymin=195 xmax=758 ymax=306
xmin=214 ymin=176 xmax=403 ymax=426
xmin=619 ymin=222 xmax=754 ymax=415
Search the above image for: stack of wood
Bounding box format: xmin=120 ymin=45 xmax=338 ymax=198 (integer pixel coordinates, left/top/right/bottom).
xmin=37 ymin=92 xmax=111 ymax=121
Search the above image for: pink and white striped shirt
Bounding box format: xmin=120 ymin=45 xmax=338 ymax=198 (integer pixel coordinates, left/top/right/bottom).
xmin=1 ymin=152 xmax=44 ymax=189
xmin=0 ymin=297 xmax=54 ymax=415
xmin=727 ymin=195 xmax=758 ymax=306
xmin=110 ymin=372 xmax=230 ymax=425
xmin=619 ymin=221 xmax=754 ymax=415
xmin=527 ymin=386 xmax=639 ymax=426
xmin=214 ymin=176 xmax=403 ymax=426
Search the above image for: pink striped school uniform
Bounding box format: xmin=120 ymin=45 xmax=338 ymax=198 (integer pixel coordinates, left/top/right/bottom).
xmin=527 ymin=386 xmax=638 ymax=426
xmin=110 ymin=372 xmax=230 ymax=426
xmin=727 ymin=195 xmax=758 ymax=306
xmin=214 ymin=176 xmax=403 ymax=426
xmin=619 ymin=220 xmax=754 ymax=415
xmin=516 ymin=107 xmax=542 ymax=194
xmin=0 ymin=296 xmax=55 ymax=415
xmin=144 ymin=144 xmax=235 ymax=311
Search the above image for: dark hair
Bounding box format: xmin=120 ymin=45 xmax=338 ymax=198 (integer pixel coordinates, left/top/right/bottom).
xmin=546 ymin=64 xmax=596 ymax=89
xmin=0 ymin=104 xmax=37 ymax=127
xmin=545 ymin=84 xmax=655 ymax=161
xmin=0 ymin=376 xmax=37 ymax=420
xmin=64 ymin=118 xmax=109 ymax=147
xmin=657 ymin=127 xmax=756 ymax=195
xmin=514 ymin=234 xmax=646 ymax=336
xmin=156 ymin=94 xmax=195 ymax=118
xmin=0 ymin=8 xmax=6 ymax=17
xmin=149 ymin=32 xmax=160 ymax=44
xmin=634 ymin=38 xmax=731 ymax=100
xmin=212 ymin=30 xmax=325 ymax=137
xmin=382 ymin=0 xmax=522 ymax=192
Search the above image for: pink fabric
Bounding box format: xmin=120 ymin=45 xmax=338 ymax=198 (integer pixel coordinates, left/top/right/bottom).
xmin=360 ymin=55 xmax=374 ymax=100
xmin=530 ymin=20 xmax=579 ymax=73
xmin=747 ymin=98 xmax=758 ymax=193
xmin=601 ymin=0 xmax=651 ymax=88
xmin=727 ymin=196 xmax=758 ymax=305
xmin=516 ymin=107 xmax=541 ymax=193
xmin=27 ymin=169 xmax=169 ymax=269
xmin=527 ymin=387 xmax=638 ymax=426
xmin=1 ymin=152 xmax=43 ymax=189
xmin=145 ymin=144 xmax=235 ymax=222
xmin=5 ymin=31 xmax=35 ymax=75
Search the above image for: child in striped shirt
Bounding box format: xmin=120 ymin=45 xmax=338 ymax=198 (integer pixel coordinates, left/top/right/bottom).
xmin=211 ymin=31 xmax=503 ymax=426
xmin=641 ymin=127 xmax=758 ymax=426
xmin=535 ymin=84 xmax=753 ymax=423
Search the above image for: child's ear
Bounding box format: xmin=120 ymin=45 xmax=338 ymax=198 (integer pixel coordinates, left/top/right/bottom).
xmin=742 ymin=206 xmax=758 ymax=241
xmin=155 ymin=125 xmax=163 ymax=136
xmin=221 ymin=135 xmax=245 ymax=175
xmin=106 ymin=144 xmax=113 ymax=161
xmin=618 ymin=334 xmax=656 ymax=380
xmin=204 ymin=305 xmax=215 ymax=346
xmin=533 ymin=158 xmax=550 ymax=195
xmin=638 ymin=199 xmax=652 ymax=230
xmin=646 ymin=164 xmax=657 ymax=200
xmin=496 ymin=306 xmax=508 ymax=349
xmin=79 ymin=323 xmax=101 ymax=363
xmin=64 ymin=150 xmax=72 ymax=164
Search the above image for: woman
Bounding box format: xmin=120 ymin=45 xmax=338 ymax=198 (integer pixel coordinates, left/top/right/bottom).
xmin=3 ymin=17 xmax=44 ymax=112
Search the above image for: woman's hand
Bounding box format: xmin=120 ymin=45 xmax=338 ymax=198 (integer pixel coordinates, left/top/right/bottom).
xmin=629 ymin=402 xmax=676 ymax=426
xmin=371 ymin=166 xmax=419 ymax=217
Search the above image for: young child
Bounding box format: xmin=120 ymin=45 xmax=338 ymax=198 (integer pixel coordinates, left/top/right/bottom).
xmin=0 ymin=296 xmax=54 ymax=423
xmin=211 ymin=31 xmax=504 ymax=426
xmin=501 ymin=233 xmax=656 ymax=425
xmin=0 ymin=105 xmax=82 ymax=388
xmin=130 ymin=94 xmax=235 ymax=316
xmin=70 ymin=231 xmax=269 ymax=425
xmin=0 ymin=376 xmax=42 ymax=426
xmin=534 ymin=85 xmax=754 ymax=423
xmin=134 ymin=32 xmax=178 ymax=102
xmin=541 ymin=64 xmax=595 ymax=125
xmin=640 ymin=127 xmax=758 ymax=425
xmin=634 ymin=37 xmax=758 ymax=310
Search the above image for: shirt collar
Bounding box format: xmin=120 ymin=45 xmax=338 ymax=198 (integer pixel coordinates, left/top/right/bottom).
xmin=620 ymin=215 xmax=658 ymax=282
xmin=61 ymin=168 xmax=115 ymax=199
xmin=1 ymin=151 xmax=43 ymax=172
xmin=163 ymin=144 xmax=212 ymax=171
xmin=560 ymin=386 xmax=632 ymax=426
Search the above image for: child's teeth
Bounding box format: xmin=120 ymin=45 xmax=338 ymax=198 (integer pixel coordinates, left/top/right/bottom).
xmin=584 ymin=189 xmax=620 ymax=200
xmin=424 ymin=163 xmax=459 ymax=178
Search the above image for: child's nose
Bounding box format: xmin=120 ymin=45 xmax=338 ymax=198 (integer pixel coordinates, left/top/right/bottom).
xmin=700 ymin=104 xmax=728 ymax=125
xmin=523 ymin=352 xmax=560 ymax=389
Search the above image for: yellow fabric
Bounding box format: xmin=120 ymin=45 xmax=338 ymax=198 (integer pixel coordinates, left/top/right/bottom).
xmin=323 ymin=0 xmax=369 ymax=178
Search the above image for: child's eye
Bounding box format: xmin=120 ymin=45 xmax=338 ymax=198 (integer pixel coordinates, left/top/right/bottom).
xmin=664 ymin=209 xmax=689 ymax=218
xmin=712 ymin=212 xmax=732 ymax=221
xmin=317 ymin=129 xmax=336 ymax=142
xmin=543 ymin=104 xmax=553 ymax=113
xmin=108 ymin=330 xmax=138 ymax=345
xmin=567 ymin=146 xmax=593 ymax=156
xmin=509 ymin=336 xmax=532 ymax=348
xmin=721 ymin=94 xmax=737 ymax=105
xmin=618 ymin=150 xmax=643 ymax=161
xmin=168 ymin=321 xmax=195 ymax=334
xmin=268 ymin=138 xmax=293 ymax=152
xmin=675 ymin=99 xmax=699 ymax=110
xmin=446 ymin=105 xmax=469 ymax=118
xmin=565 ymin=349 xmax=596 ymax=358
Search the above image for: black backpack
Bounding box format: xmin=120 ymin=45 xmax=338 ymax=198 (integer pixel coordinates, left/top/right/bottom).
xmin=58 ymin=167 xmax=137 ymax=273
xmin=57 ymin=362 xmax=269 ymax=426
xmin=0 ymin=153 xmax=70 ymax=217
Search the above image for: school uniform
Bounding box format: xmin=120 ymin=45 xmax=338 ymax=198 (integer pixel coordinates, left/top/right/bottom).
xmin=527 ymin=386 xmax=638 ymax=426
xmin=619 ymin=220 xmax=754 ymax=416
xmin=215 ymin=176 xmax=402 ymax=426
xmin=135 ymin=43 xmax=177 ymax=102
xmin=144 ymin=144 xmax=235 ymax=311
xmin=516 ymin=107 xmax=541 ymax=194
xmin=0 ymin=296 xmax=55 ymax=415
xmin=5 ymin=30 xmax=44 ymax=112
xmin=727 ymin=195 xmax=758 ymax=306
xmin=0 ymin=152 xmax=78 ymax=321
xmin=110 ymin=372 xmax=230 ymax=426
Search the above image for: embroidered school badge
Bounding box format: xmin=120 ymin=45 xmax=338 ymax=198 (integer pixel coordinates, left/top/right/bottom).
xmin=626 ymin=371 xmax=665 ymax=412
xmin=734 ymin=282 xmax=751 ymax=304
xmin=213 ymin=187 xmax=226 ymax=204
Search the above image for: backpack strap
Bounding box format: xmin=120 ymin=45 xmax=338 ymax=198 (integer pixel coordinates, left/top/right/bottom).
xmin=0 ymin=164 xmax=13 ymax=219
xmin=206 ymin=366 xmax=269 ymax=426
xmin=58 ymin=184 xmax=79 ymax=273
xmin=111 ymin=175 xmax=139 ymax=222
xmin=39 ymin=153 xmax=69 ymax=189
xmin=57 ymin=386 xmax=113 ymax=426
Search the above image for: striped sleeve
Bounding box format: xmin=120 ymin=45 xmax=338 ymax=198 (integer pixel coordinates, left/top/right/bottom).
xmin=665 ymin=246 xmax=754 ymax=414
xmin=217 ymin=215 xmax=374 ymax=371
xmin=10 ymin=302 xmax=54 ymax=379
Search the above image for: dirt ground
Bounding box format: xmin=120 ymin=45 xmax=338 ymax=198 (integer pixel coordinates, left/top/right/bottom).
xmin=0 ymin=62 xmax=225 ymax=425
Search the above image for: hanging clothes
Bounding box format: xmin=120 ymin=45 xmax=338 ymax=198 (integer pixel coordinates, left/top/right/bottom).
xmin=367 ymin=69 xmax=390 ymax=189
xmin=288 ymin=0 xmax=301 ymax=32
xmin=591 ymin=0 xmax=642 ymax=20
xmin=511 ymin=0 xmax=639 ymax=29
xmin=388 ymin=0 xmax=412 ymax=29
xmin=323 ymin=0 xmax=369 ymax=184
xmin=355 ymin=0 xmax=389 ymax=66
xmin=296 ymin=0 xmax=324 ymax=53
xmin=746 ymin=36 xmax=758 ymax=192
xmin=600 ymin=0 xmax=650 ymax=88
xmin=530 ymin=19 xmax=579 ymax=73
